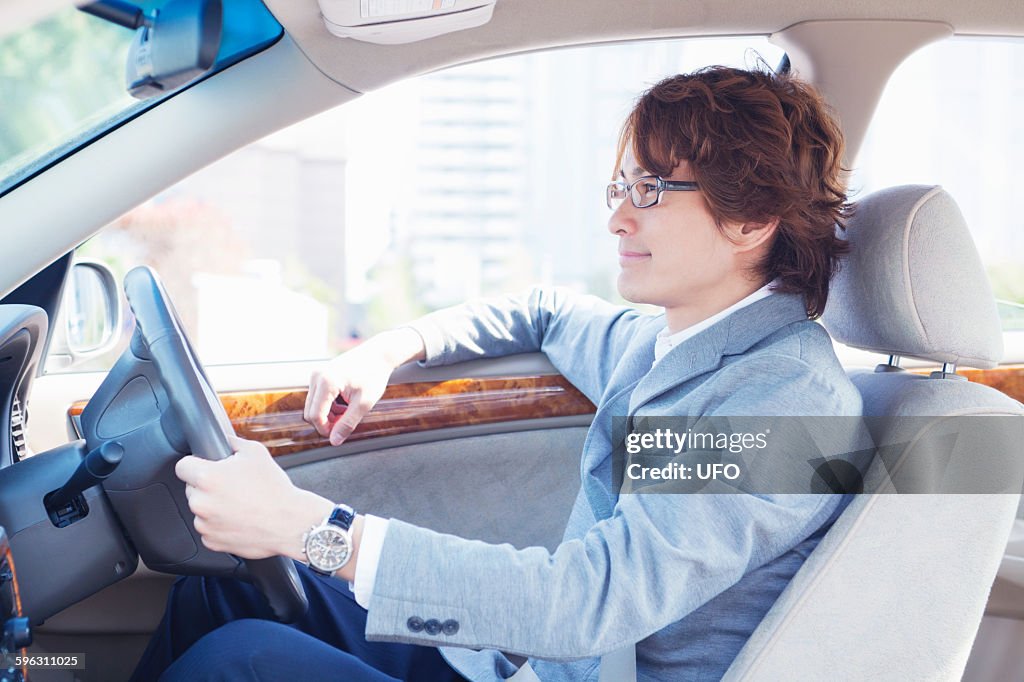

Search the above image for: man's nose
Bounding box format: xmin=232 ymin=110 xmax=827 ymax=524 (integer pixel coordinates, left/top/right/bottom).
xmin=607 ymin=201 xmax=638 ymax=236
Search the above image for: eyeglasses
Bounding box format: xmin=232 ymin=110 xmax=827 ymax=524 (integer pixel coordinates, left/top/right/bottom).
xmin=606 ymin=175 xmax=700 ymax=210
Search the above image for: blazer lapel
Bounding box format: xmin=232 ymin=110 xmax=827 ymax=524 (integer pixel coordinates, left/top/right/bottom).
xmin=628 ymin=292 xmax=810 ymax=415
xmin=628 ymin=323 xmax=728 ymax=414
xmin=583 ymin=292 xmax=810 ymax=520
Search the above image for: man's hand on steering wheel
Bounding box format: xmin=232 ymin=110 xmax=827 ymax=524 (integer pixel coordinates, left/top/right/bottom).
xmin=176 ymin=436 xmax=334 ymax=561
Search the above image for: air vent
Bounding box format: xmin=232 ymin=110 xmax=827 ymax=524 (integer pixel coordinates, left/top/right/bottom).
xmin=11 ymin=396 xmax=26 ymax=462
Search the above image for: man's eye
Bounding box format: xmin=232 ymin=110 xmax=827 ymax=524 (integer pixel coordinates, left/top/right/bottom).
xmin=640 ymin=182 xmax=658 ymax=195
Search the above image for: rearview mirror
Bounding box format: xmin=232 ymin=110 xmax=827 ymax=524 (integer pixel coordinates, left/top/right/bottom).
xmin=80 ymin=0 xmax=222 ymax=99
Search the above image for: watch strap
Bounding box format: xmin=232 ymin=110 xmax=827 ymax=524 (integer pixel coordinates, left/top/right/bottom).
xmin=326 ymin=503 xmax=356 ymax=531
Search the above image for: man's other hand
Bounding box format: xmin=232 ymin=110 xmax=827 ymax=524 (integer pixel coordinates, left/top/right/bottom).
xmin=304 ymin=328 xmax=426 ymax=446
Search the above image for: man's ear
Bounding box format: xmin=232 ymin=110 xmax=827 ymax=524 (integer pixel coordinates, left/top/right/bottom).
xmin=730 ymin=217 xmax=780 ymax=253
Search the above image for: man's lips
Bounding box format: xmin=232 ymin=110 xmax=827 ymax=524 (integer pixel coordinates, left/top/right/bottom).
xmin=619 ymin=250 xmax=651 ymax=264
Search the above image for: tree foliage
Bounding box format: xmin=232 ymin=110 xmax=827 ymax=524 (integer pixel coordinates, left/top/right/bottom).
xmin=0 ymin=8 xmax=133 ymax=177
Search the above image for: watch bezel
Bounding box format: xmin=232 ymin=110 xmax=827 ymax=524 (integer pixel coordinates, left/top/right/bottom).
xmin=304 ymin=524 xmax=353 ymax=573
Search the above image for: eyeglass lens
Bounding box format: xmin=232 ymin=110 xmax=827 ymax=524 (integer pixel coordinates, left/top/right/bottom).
xmin=606 ymin=177 xmax=661 ymax=210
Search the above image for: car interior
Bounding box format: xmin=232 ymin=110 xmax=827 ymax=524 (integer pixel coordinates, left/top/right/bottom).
xmin=1 ymin=1 xmax=1023 ymax=681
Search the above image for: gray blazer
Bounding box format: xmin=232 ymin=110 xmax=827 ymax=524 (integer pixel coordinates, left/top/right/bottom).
xmin=363 ymin=288 xmax=863 ymax=682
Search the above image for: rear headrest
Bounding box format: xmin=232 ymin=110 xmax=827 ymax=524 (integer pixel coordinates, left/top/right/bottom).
xmin=822 ymin=185 xmax=1003 ymax=369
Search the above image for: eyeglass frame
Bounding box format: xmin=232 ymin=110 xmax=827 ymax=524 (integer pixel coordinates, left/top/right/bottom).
xmin=606 ymin=175 xmax=700 ymax=210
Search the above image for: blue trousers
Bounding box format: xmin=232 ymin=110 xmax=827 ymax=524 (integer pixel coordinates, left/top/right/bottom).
xmin=130 ymin=563 xmax=466 ymax=682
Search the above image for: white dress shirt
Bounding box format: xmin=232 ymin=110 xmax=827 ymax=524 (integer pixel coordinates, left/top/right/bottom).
xmin=350 ymin=282 xmax=776 ymax=608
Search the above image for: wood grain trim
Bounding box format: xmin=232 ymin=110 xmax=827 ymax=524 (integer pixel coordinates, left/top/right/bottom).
xmin=948 ymin=364 xmax=1024 ymax=404
xmin=68 ymin=375 xmax=597 ymax=457
xmin=67 ymin=365 xmax=1024 ymax=456
xmin=901 ymin=364 xmax=1024 ymax=403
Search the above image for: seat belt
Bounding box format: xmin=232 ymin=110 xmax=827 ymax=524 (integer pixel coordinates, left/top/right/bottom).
xmin=506 ymin=644 xmax=636 ymax=682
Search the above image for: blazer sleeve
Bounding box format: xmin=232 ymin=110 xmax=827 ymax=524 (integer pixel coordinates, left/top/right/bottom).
xmin=361 ymin=354 xmax=856 ymax=659
xmin=405 ymin=286 xmax=649 ymax=404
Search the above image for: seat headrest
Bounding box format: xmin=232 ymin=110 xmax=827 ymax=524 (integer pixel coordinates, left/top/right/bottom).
xmin=821 ymin=185 xmax=1003 ymax=369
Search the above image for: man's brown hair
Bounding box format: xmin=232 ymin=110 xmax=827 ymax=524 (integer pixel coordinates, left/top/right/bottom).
xmin=616 ymin=65 xmax=850 ymax=318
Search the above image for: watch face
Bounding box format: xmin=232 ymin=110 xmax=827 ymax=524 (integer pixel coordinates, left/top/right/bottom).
xmin=306 ymin=526 xmax=352 ymax=572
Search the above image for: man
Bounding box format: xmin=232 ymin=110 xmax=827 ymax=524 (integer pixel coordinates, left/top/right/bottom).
xmin=132 ymin=65 xmax=862 ymax=681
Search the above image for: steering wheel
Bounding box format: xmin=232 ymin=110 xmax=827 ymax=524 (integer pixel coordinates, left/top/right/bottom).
xmin=122 ymin=265 xmax=308 ymax=622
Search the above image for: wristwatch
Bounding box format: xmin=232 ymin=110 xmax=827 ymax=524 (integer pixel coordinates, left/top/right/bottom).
xmin=302 ymin=503 xmax=356 ymax=577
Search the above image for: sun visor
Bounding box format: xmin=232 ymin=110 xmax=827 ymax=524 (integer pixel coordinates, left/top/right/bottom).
xmin=319 ymin=0 xmax=497 ymax=44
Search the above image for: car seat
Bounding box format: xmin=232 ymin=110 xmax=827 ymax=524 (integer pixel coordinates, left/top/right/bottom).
xmin=722 ymin=185 xmax=1024 ymax=681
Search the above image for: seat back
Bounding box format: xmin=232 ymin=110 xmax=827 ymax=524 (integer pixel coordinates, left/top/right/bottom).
xmin=724 ymin=185 xmax=1024 ymax=681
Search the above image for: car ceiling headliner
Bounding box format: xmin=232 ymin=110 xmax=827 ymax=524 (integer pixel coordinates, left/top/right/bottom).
xmin=267 ymin=0 xmax=1023 ymax=94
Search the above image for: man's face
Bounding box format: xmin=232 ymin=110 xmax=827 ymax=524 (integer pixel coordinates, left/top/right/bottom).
xmin=608 ymin=153 xmax=741 ymax=315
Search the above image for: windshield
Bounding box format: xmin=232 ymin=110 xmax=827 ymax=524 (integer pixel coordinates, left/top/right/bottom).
xmin=0 ymin=7 xmax=139 ymax=192
xmin=0 ymin=0 xmax=283 ymax=197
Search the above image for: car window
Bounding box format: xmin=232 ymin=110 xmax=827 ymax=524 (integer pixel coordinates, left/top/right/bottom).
xmin=48 ymin=37 xmax=785 ymax=373
xmin=852 ymin=36 xmax=1024 ymax=332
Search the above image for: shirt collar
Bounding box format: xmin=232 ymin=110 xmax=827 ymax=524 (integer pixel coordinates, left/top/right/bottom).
xmin=653 ymin=282 xmax=776 ymax=365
